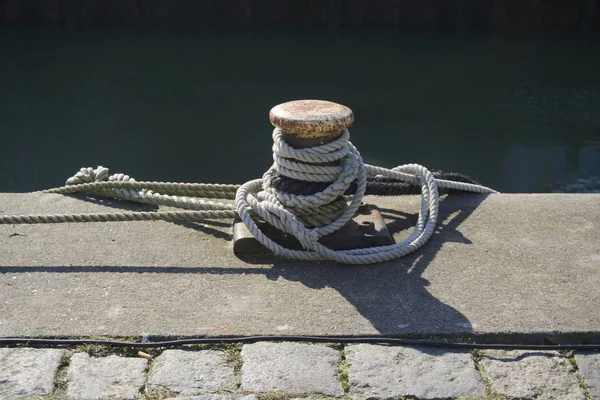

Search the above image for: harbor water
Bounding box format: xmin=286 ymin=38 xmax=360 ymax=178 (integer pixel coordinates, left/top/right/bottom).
xmin=1 ymin=27 xmax=599 ymax=193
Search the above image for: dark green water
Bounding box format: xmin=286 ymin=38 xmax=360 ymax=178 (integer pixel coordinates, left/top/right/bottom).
xmin=1 ymin=27 xmax=599 ymax=193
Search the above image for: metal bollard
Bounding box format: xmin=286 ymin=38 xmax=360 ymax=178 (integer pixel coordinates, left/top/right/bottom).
xmin=232 ymin=100 xmax=394 ymax=255
xmin=269 ymin=99 xmax=354 ymax=148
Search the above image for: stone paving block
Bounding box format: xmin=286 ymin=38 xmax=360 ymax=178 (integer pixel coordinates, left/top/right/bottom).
xmin=345 ymin=344 xmax=485 ymax=399
xmin=0 ymin=347 xmax=64 ymax=399
xmin=241 ymin=342 xmax=343 ymax=397
xmin=574 ymin=351 xmax=600 ymax=399
xmin=481 ymin=350 xmax=585 ymax=400
xmin=148 ymin=350 xmax=236 ymax=396
xmin=66 ymin=353 xmax=147 ymax=400
xmin=165 ymin=395 xmax=258 ymax=400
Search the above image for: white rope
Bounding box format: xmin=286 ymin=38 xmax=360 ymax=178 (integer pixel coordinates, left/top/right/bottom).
xmin=235 ymin=128 xmax=497 ymax=264
xmin=6 ymin=127 xmax=497 ymax=264
xmin=0 ymin=210 xmax=236 ymax=224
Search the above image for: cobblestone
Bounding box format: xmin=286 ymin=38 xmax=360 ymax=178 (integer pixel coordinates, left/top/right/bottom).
xmin=241 ymin=342 xmax=343 ymax=397
xmin=0 ymin=344 xmax=597 ymax=400
xmin=148 ymin=350 xmax=236 ymax=396
xmin=165 ymin=395 xmax=258 ymax=400
xmin=480 ymin=350 xmax=585 ymax=400
xmin=0 ymin=347 xmax=64 ymax=399
xmin=66 ymin=353 xmax=148 ymax=400
xmin=345 ymin=344 xmax=485 ymax=399
xmin=574 ymin=351 xmax=600 ymax=399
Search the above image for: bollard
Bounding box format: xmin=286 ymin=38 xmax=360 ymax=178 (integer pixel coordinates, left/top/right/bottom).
xmin=269 ymin=99 xmax=354 ymax=148
xmin=232 ymin=100 xmax=394 ymax=255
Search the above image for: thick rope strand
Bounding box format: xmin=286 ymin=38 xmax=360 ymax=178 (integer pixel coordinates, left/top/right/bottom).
xmin=0 ymin=210 xmax=236 ymax=224
xmin=43 ymin=181 xmax=238 ymax=199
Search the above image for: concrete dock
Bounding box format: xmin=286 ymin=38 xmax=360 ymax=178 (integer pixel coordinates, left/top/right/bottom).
xmin=0 ymin=192 xmax=598 ymax=341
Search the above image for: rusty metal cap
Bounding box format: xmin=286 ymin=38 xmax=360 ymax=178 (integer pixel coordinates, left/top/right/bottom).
xmin=269 ymin=100 xmax=354 ymax=139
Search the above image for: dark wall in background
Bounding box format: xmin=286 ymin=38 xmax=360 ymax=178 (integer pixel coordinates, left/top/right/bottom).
xmin=1 ymin=0 xmax=599 ymax=32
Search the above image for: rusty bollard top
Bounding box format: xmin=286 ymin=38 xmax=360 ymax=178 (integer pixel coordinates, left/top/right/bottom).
xmin=269 ymin=100 xmax=354 ymax=147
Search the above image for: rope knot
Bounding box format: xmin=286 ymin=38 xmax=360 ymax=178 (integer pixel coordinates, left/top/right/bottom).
xmin=65 ymin=166 xmax=142 ymax=199
xmin=66 ymin=166 xmax=110 ymax=186
xmin=108 ymin=173 xmax=140 ymax=199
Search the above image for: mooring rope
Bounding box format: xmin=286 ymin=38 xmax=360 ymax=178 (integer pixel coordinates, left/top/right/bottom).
xmin=0 ymin=127 xmax=497 ymax=264
xmin=236 ymin=128 xmax=496 ymax=264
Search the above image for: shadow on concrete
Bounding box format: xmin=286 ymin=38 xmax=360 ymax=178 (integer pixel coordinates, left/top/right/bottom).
xmin=62 ymin=194 xmax=158 ymax=212
xmin=64 ymin=194 xmax=234 ymax=240
xmin=171 ymin=220 xmax=233 ymax=241
xmin=257 ymin=194 xmax=489 ymax=335
xmin=1 ymin=194 xmax=488 ymax=337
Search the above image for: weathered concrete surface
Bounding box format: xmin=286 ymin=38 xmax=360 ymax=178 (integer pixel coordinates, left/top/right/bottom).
xmin=0 ymin=193 xmax=598 ymax=339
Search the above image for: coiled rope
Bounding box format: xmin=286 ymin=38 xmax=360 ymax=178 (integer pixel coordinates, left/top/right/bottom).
xmin=1 ymin=127 xmax=497 ymax=264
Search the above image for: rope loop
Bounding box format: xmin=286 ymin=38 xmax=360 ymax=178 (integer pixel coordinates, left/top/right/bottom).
xmin=56 ymin=166 xmax=238 ymax=213
xmin=65 ymin=166 xmax=110 ymax=185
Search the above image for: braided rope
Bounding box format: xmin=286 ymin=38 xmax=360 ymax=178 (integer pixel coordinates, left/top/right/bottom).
xmin=235 ymin=129 xmax=495 ymax=264
xmin=0 ymin=210 xmax=236 ymax=224
xmin=2 ymin=128 xmax=498 ymax=264
xmin=44 ymin=180 xmax=238 ymax=199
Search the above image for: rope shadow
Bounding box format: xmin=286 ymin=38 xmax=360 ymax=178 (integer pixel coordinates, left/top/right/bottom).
xmin=61 ymin=194 xmax=158 ymax=212
xmin=171 ymin=221 xmax=233 ymax=241
xmin=237 ymin=193 xmax=490 ymax=336
xmin=0 ymin=265 xmax=275 ymax=276
xmin=61 ymin=194 xmax=233 ymax=241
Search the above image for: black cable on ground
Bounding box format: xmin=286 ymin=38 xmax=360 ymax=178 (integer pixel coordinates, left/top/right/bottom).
xmin=271 ymin=171 xmax=480 ymax=196
xmin=0 ymin=336 xmax=598 ymax=351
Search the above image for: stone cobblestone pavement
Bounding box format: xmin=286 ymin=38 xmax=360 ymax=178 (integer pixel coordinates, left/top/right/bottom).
xmin=0 ymin=343 xmax=598 ymax=400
